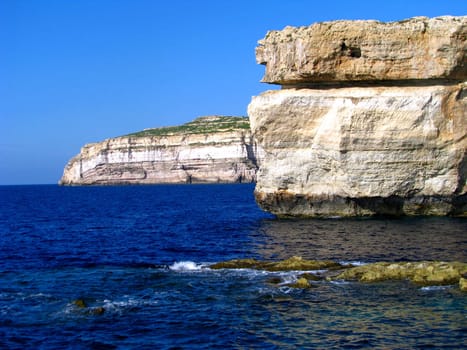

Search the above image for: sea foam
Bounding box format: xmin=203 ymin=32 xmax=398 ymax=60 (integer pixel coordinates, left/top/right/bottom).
xmin=169 ymin=261 xmax=204 ymax=272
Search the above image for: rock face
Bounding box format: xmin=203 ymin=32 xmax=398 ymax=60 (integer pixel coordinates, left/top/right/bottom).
xmin=257 ymin=16 xmax=466 ymax=84
xmin=248 ymin=16 xmax=467 ymax=217
xmin=60 ymin=116 xmax=262 ymax=185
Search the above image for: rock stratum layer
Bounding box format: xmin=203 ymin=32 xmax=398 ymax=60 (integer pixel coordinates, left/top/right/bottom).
xmin=257 ymin=16 xmax=466 ymax=84
xmin=60 ymin=116 xmax=262 ymax=185
xmin=249 ymin=16 xmax=467 ymax=217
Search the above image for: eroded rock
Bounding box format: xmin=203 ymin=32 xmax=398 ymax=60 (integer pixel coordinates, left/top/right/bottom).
xmin=286 ymin=277 xmax=315 ymax=289
xmin=209 ymin=256 xmax=341 ymax=271
xmin=334 ymin=261 xmax=467 ymax=287
xmin=249 ymin=16 xmax=467 ymax=217
xmin=210 ymin=257 xmax=467 ymax=290
xmin=257 ymin=16 xmax=466 ymax=84
xmin=459 ymin=277 xmax=467 ymax=291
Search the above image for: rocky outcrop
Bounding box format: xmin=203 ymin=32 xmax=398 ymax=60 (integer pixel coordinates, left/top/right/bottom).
xmin=248 ymin=16 xmax=467 ymax=217
xmin=60 ymin=116 xmax=263 ymax=185
xmin=334 ymin=261 xmax=467 ymax=287
xmin=209 ymin=256 xmax=342 ymax=271
xmin=209 ymin=256 xmax=467 ymax=290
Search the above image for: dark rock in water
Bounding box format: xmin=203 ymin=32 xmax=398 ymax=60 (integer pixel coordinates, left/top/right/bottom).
xmin=266 ymin=277 xmax=283 ymax=285
xmin=72 ymin=299 xmax=105 ymax=315
xmin=459 ymin=277 xmax=467 ymax=292
xmin=298 ymin=272 xmax=324 ymax=281
xmin=286 ymin=277 xmax=317 ymax=289
xmin=92 ymin=307 xmax=106 ymax=315
xmin=73 ymin=299 xmax=87 ymax=308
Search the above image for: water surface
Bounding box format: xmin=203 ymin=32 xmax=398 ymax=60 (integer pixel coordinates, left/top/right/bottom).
xmin=0 ymin=185 xmax=465 ymax=349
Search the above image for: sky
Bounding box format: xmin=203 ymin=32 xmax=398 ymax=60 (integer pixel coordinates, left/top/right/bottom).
xmin=1 ymin=0 xmax=465 ymax=185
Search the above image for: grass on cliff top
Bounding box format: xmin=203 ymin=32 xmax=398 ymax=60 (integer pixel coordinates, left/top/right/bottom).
xmin=125 ymin=116 xmax=250 ymax=137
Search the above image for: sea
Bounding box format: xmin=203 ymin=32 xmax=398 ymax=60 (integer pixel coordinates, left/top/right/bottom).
xmin=0 ymin=184 xmax=465 ymax=349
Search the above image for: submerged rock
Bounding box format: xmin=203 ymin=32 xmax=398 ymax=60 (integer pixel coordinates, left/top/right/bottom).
xmin=72 ymin=299 xmax=105 ymax=315
xmin=298 ymin=272 xmax=324 ymax=282
xmin=459 ymin=277 xmax=467 ymax=292
xmin=92 ymin=307 xmax=106 ymax=315
xmin=286 ymin=277 xmax=315 ymax=289
xmin=73 ymin=299 xmax=87 ymax=308
xmin=334 ymin=261 xmax=467 ymax=287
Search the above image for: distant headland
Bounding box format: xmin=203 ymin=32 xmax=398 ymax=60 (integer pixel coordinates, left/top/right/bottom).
xmin=60 ymin=116 xmax=263 ymax=185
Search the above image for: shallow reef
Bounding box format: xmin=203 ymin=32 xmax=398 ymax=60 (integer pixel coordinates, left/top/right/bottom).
xmin=335 ymin=261 xmax=467 ymax=288
xmin=209 ymin=256 xmax=342 ymax=272
xmin=209 ymin=257 xmax=467 ymax=291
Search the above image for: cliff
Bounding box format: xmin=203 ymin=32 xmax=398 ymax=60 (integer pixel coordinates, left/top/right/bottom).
xmin=60 ymin=116 xmax=263 ymax=185
xmin=248 ymin=16 xmax=467 ymax=217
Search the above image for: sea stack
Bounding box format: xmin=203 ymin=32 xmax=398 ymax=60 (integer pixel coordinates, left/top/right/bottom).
xmin=248 ymin=16 xmax=466 ymax=217
xmin=60 ymin=116 xmax=262 ymax=185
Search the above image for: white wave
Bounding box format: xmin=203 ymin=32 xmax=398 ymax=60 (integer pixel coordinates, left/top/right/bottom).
xmin=277 ymin=274 xmax=297 ymax=285
xmin=420 ymin=285 xmax=452 ymax=292
xmin=330 ymin=280 xmax=351 ymax=285
xmin=169 ymin=261 xmax=204 ymax=272
xmin=102 ymin=297 xmax=158 ymax=311
xmin=339 ymin=261 xmax=368 ymax=267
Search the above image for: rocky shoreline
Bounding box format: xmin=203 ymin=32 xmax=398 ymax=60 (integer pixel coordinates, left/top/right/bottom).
xmin=210 ymin=256 xmax=467 ymax=291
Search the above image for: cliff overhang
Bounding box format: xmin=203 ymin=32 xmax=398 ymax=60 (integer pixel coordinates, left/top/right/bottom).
xmin=248 ymin=16 xmax=467 ymax=217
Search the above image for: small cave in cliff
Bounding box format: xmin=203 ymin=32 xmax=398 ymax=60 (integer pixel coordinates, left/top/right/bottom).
xmin=340 ymin=41 xmax=361 ymax=58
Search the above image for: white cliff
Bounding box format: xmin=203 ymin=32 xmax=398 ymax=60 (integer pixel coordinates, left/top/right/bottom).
xmin=60 ymin=116 xmax=262 ymax=185
xmin=248 ymin=16 xmax=466 ymax=217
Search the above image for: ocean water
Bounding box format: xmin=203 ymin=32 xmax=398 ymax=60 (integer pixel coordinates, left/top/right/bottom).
xmin=0 ymin=184 xmax=466 ymax=349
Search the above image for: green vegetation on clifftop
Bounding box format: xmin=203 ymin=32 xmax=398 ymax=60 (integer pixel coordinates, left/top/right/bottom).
xmin=125 ymin=116 xmax=250 ymax=137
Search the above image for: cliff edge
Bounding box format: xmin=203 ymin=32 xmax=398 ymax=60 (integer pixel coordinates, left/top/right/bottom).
xmin=60 ymin=116 xmax=262 ymax=185
xmin=248 ymin=16 xmax=466 ymax=217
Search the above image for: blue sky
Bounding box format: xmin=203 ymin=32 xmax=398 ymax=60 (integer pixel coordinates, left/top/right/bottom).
xmin=1 ymin=0 xmax=465 ymax=184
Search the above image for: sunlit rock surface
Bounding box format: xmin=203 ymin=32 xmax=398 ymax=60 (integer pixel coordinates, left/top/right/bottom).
xmin=60 ymin=116 xmax=263 ymax=185
xmin=257 ymin=16 xmax=466 ymax=84
xmin=249 ymin=16 xmax=467 ymax=217
xmin=210 ymin=257 xmax=467 ymax=290
xmin=335 ymin=261 xmax=467 ymax=287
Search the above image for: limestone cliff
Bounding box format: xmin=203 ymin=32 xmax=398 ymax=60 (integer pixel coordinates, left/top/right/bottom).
xmin=60 ymin=116 xmax=262 ymax=185
xmin=256 ymin=16 xmax=466 ymax=84
xmin=248 ymin=16 xmax=466 ymax=217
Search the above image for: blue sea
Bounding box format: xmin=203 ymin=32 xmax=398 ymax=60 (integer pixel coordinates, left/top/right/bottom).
xmin=0 ymin=184 xmax=466 ymax=349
